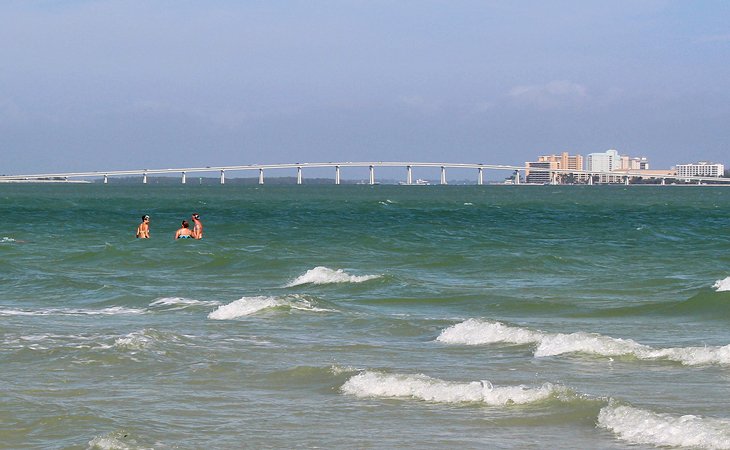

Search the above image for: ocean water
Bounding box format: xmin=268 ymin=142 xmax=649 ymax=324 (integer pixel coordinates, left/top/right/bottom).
xmin=1 ymin=184 xmax=730 ymax=449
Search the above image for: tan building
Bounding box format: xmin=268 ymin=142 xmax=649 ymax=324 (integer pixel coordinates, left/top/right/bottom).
xmin=537 ymin=152 xmax=584 ymax=171
xmin=525 ymin=152 xmax=583 ymax=183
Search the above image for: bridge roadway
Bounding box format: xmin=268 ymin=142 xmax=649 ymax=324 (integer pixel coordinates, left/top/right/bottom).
xmin=1 ymin=161 xmax=729 ymax=185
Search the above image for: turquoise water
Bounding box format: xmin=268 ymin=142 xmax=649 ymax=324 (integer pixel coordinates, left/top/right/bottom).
xmin=2 ymin=184 xmax=730 ymax=449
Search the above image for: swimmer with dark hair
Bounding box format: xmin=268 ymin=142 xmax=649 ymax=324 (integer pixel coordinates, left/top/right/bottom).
xmin=191 ymin=213 xmax=203 ymax=240
xmin=174 ymin=220 xmax=193 ymax=239
xmin=136 ymin=215 xmax=150 ymax=239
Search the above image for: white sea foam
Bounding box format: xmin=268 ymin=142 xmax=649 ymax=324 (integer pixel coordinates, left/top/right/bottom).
xmin=535 ymin=332 xmax=649 ymax=358
xmin=341 ymin=371 xmax=559 ymax=405
xmin=713 ymin=276 xmax=730 ymax=292
xmin=114 ymin=330 xmax=157 ymax=350
xmin=436 ymin=318 xmax=543 ymax=346
xmin=598 ymin=403 xmax=730 ymax=449
xmin=87 ymin=436 xmax=131 ymax=450
xmin=87 ymin=431 xmax=150 ymax=450
xmin=645 ymin=345 xmax=730 ymax=366
xmin=149 ymin=297 xmax=221 ymax=309
xmin=286 ymin=266 xmax=380 ymax=287
xmin=437 ymin=319 xmax=730 ymax=366
xmin=207 ymin=295 xmax=333 ymax=320
xmin=208 ymin=296 xmax=284 ymax=319
xmin=0 ymin=236 xmax=16 ymax=243
xmin=0 ymin=306 xmax=145 ymax=316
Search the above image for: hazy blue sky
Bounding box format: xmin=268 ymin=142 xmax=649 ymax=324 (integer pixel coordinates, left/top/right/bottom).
xmin=1 ymin=0 xmax=729 ymax=175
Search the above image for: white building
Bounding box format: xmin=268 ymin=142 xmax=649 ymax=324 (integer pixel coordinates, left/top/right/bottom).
xmin=586 ymin=149 xmax=621 ymax=172
xmin=676 ymin=162 xmax=725 ymax=178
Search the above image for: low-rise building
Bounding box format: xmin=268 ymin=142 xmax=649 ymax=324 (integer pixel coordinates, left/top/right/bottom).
xmin=524 ymin=161 xmax=555 ymax=184
xmin=676 ymin=162 xmax=725 ymax=178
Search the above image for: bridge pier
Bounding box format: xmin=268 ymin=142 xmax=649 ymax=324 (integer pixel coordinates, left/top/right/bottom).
xmin=143 ymin=172 xmax=147 ymax=184
xmin=478 ymin=167 xmax=483 ymax=185
xmin=514 ymin=169 xmax=521 ymax=185
xmin=440 ymin=166 xmax=447 ymax=185
xmin=259 ymin=168 xmax=264 ymax=185
xmin=335 ymin=166 xmax=340 ymax=185
xmin=661 ymin=178 xmax=666 ymax=185
xmin=625 ymin=176 xmax=630 ymax=186
xmin=369 ymin=165 xmax=375 ymax=185
xmin=220 ymin=170 xmax=225 ymax=184
xmin=297 ymin=167 xmax=302 ymax=185
xmin=103 ymin=175 xmax=108 ymax=184
xmin=406 ymin=165 xmax=412 ymax=185
xmin=181 ymin=171 xmax=186 ymax=184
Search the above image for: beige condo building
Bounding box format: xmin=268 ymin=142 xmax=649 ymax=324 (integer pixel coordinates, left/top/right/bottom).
xmin=525 ymin=152 xmax=584 ymax=183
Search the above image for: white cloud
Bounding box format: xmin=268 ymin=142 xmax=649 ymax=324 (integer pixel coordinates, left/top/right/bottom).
xmin=508 ymin=80 xmax=589 ymax=110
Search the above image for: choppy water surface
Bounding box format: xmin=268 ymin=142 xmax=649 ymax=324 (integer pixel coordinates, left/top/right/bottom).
xmin=1 ymin=184 xmax=730 ymax=449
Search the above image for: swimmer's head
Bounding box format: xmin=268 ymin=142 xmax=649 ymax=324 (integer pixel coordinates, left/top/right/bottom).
xmin=182 ymin=220 xmax=189 ymax=228
xmin=192 ymin=213 xmax=200 ymax=219
xmin=142 ymin=215 xmax=150 ymax=221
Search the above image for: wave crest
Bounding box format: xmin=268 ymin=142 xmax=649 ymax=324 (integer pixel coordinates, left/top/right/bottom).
xmin=436 ymin=318 xmax=543 ymax=346
xmin=341 ymin=371 xmax=560 ymax=405
xmin=438 ymin=319 xmax=730 ymax=366
xmin=208 ymin=295 xmax=333 ymax=320
xmin=713 ymin=277 xmax=730 ymax=292
xmin=0 ymin=306 xmax=145 ymax=317
xmin=598 ymin=403 xmax=730 ymax=449
xmin=149 ymin=297 xmax=221 ymax=310
xmin=286 ymin=266 xmax=380 ymax=287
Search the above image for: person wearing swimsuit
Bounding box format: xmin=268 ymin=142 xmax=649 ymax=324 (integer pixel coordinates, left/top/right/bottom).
xmin=175 ymin=220 xmax=193 ymax=239
xmin=191 ymin=213 xmax=203 ymax=240
xmin=136 ymin=215 xmax=150 ymax=239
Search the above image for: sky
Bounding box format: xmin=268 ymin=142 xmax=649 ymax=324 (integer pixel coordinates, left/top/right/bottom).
xmin=1 ymin=0 xmax=729 ymax=175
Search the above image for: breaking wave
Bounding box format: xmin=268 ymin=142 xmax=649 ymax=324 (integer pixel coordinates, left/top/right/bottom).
xmin=88 ymin=430 xmax=149 ymax=450
xmin=113 ymin=328 xmax=183 ymax=352
xmin=437 ymin=319 xmax=730 ymax=366
xmin=149 ymin=297 xmax=221 ymax=310
xmin=207 ymin=295 xmax=334 ymax=320
xmin=286 ymin=266 xmax=380 ymax=287
xmin=598 ymin=403 xmax=730 ymax=449
xmin=341 ymin=371 xmax=563 ymax=406
xmin=713 ymin=277 xmax=730 ymax=292
xmin=0 ymin=306 xmax=145 ymax=316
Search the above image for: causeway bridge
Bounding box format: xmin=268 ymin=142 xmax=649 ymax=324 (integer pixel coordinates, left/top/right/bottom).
xmin=1 ymin=161 xmax=729 ymax=185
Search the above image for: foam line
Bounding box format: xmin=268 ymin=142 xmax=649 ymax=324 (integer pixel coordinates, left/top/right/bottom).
xmin=437 ymin=319 xmax=730 ymax=366
xmin=341 ymin=371 xmax=560 ymax=405
xmin=713 ymin=276 xmax=730 ymax=292
xmin=598 ymin=403 xmax=730 ymax=449
xmin=286 ymin=266 xmax=380 ymax=287
xmin=208 ymin=295 xmax=333 ymax=320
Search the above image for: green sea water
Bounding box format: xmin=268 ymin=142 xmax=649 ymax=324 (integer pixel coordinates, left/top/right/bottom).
xmin=1 ymin=184 xmax=730 ymax=449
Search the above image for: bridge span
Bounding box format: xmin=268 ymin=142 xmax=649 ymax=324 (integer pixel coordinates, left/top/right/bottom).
xmin=1 ymin=161 xmax=729 ymax=185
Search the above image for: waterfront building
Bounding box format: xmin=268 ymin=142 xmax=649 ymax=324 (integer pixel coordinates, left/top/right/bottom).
xmin=524 ymin=161 xmax=555 ymax=184
xmin=619 ymin=156 xmax=650 ymax=170
xmin=676 ymin=162 xmax=725 ymax=178
xmin=526 ymin=152 xmax=583 ymax=184
xmin=538 ymin=152 xmax=584 ymax=171
xmin=587 ymin=149 xmax=621 ymax=172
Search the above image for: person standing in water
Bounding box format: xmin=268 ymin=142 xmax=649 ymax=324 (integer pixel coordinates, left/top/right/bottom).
xmin=175 ymin=220 xmax=193 ymax=239
xmin=191 ymin=213 xmax=203 ymax=240
xmin=136 ymin=215 xmax=150 ymax=239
